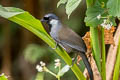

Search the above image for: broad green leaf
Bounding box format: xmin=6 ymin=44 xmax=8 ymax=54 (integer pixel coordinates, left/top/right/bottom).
xmin=0 ymin=74 xmax=8 ymax=80
xmin=57 ymin=0 xmax=68 ymax=8
xmin=66 ymin=0 xmax=81 ymax=18
xmin=107 ymin=0 xmax=120 ymax=17
xmin=0 ymin=5 xmax=86 ymax=80
xmin=58 ymin=65 xmax=70 ymax=76
xmin=85 ymin=2 xmax=104 ymax=27
xmin=0 ymin=5 xmax=24 ymax=18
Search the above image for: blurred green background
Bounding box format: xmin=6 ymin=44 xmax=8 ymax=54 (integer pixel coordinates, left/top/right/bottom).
xmin=0 ymin=0 xmax=88 ymax=80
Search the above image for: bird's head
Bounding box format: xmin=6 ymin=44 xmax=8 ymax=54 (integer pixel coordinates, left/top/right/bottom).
xmin=41 ymin=13 xmax=59 ymax=24
xmin=41 ymin=13 xmax=61 ymax=29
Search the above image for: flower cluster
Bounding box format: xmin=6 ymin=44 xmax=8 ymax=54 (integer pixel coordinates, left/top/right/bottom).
xmin=96 ymin=14 xmax=113 ymax=30
xmin=54 ymin=59 xmax=61 ymax=68
xmin=100 ymin=19 xmax=113 ymax=30
xmin=36 ymin=59 xmax=71 ymax=80
xmin=36 ymin=61 xmax=46 ymax=72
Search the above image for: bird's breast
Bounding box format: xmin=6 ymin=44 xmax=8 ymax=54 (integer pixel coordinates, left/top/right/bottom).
xmin=50 ymin=25 xmax=62 ymax=40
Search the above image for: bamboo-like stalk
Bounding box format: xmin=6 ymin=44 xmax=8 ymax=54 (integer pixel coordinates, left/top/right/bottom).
xmin=101 ymin=28 xmax=106 ymax=80
xmin=113 ymin=38 xmax=120 ymax=80
xmin=106 ymin=24 xmax=120 ymax=80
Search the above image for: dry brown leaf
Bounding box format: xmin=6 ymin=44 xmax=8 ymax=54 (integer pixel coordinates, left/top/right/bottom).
xmin=82 ymin=26 xmax=116 ymax=49
xmin=82 ymin=32 xmax=91 ymax=49
xmin=104 ymin=26 xmax=115 ymax=45
xmin=90 ymin=55 xmax=102 ymax=80
xmin=82 ymin=53 xmax=102 ymax=80
xmin=106 ymin=24 xmax=120 ymax=80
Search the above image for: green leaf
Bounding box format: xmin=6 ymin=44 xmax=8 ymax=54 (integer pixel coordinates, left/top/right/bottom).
xmin=107 ymin=0 xmax=120 ymax=17
xmin=57 ymin=0 xmax=68 ymax=8
xmin=0 ymin=5 xmax=24 ymax=18
xmin=66 ymin=0 xmax=81 ymax=18
xmin=0 ymin=5 xmax=86 ymax=80
xmin=85 ymin=2 xmax=104 ymax=27
xmin=0 ymin=74 xmax=8 ymax=80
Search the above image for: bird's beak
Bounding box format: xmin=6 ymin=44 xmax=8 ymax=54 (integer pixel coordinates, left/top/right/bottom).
xmin=40 ymin=18 xmax=46 ymax=22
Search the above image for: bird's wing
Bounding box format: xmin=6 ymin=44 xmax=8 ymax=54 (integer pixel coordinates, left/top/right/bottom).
xmin=58 ymin=26 xmax=86 ymax=53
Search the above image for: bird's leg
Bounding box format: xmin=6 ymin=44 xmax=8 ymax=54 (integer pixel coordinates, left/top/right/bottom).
xmin=71 ymin=53 xmax=78 ymax=66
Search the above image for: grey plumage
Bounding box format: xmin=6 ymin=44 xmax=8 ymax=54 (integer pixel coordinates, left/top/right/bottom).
xmin=41 ymin=13 xmax=93 ymax=80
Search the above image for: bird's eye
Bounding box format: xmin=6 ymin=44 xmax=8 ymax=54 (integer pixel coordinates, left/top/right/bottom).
xmin=44 ymin=17 xmax=49 ymax=20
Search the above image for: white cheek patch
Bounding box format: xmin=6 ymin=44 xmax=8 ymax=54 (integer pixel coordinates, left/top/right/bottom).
xmin=50 ymin=19 xmax=58 ymax=25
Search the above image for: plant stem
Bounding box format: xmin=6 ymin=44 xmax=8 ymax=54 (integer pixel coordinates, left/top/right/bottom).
xmin=113 ymin=38 xmax=120 ymax=80
xmin=44 ymin=67 xmax=57 ymax=77
xmin=57 ymin=76 xmax=60 ymax=80
xmin=101 ymin=27 xmax=106 ymax=80
xmin=86 ymin=0 xmax=101 ymax=72
xmin=90 ymin=27 xmax=101 ymax=72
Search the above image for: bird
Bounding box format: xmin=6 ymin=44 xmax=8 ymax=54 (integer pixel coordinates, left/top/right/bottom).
xmin=41 ymin=13 xmax=93 ymax=80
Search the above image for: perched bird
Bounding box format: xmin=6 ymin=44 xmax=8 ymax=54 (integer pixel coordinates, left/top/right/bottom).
xmin=41 ymin=13 xmax=93 ymax=80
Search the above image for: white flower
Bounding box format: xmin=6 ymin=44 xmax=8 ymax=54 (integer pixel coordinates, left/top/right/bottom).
xmin=100 ymin=19 xmax=113 ymax=30
xmin=54 ymin=59 xmax=61 ymax=68
xmin=36 ymin=65 xmax=43 ymax=72
xmin=55 ymin=63 xmax=61 ymax=68
xmin=54 ymin=59 xmax=60 ymax=63
xmin=97 ymin=14 xmax=101 ymax=20
xmin=40 ymin=61 xmax=46 ymax=66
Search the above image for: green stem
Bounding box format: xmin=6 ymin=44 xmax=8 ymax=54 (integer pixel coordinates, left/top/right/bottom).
xmin=58 ymin=64 xmax=61 ymax=80
xmin=57 ymin=76 xmax=60 ymax=80
xmin=90 ymin=27 xmax=101 ymax=72
xmin=101 ymin=28 xmax=106 ymax=80
xmin=86 ymin=0 xmax=101 ymax=72
xmin=113 ymin=38 xmax=120 ymax=80
xmin=45 ymin=67 xmax=57 ymax=77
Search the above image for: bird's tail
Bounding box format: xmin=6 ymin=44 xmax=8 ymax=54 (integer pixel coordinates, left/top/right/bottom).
xmin=79 ymin=52 xmax=93 ymax=80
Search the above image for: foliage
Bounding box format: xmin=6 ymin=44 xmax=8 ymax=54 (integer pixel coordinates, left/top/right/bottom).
xmin=0 ymin=0 xmax=120 ymax=79
xmin=0 ymin=5 xmax=24 ymax=18
xmin=57 ymin=0 xmax=82 ymax=18
xmin=107 ymin=0 xmax=120 ymax=17
xmin=0 ymin=5 xmax=85 ymax=80
xmin=84 ymin=2 xmax=104 ymax=27
xmin=0 ymin=74 xmax=8 ymax=80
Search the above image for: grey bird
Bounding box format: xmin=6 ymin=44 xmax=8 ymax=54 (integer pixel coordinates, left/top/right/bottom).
xmin=41 ymin=13 xmax=93 ymax=80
